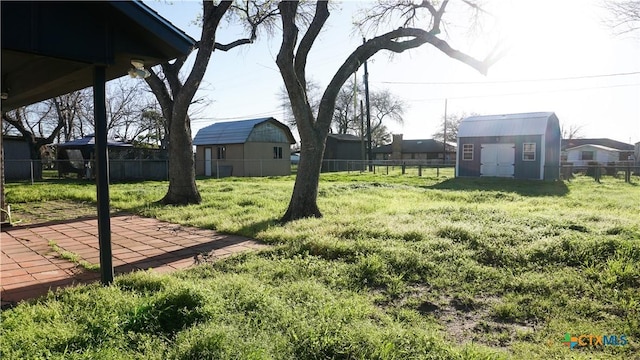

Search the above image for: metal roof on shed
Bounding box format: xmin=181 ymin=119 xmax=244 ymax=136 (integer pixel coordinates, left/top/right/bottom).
xmin=458 ymin=112 xmax=557 ymax=138
xmin=193 ymin=117 xmax=295 ymax=145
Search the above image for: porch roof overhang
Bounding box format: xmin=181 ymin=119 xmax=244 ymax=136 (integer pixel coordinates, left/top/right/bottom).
xmin=1 ymin=0 xmax=195 ymax=111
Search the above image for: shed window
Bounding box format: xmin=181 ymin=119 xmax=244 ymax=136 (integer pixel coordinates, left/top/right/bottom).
xmin=217 ymin=146 xmax=226 ymax=159
xmin=523 ymin=143 xmax=536 ymax=161
xmin=462 ymin=144 xmax=473 ymax=161
xmin=581 ymin=151 xmax=594 ymax=161
xmin=273 ymin=146 xmax=283 ymax=159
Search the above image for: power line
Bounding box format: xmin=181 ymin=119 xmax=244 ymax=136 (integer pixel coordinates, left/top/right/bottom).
xmin=405 ymin=82 xmax=640 ymax=102
xmin=380 ymin=71 xmax=640 ymax=85
xmin=191 ymin=109 xmax=282 ymax=123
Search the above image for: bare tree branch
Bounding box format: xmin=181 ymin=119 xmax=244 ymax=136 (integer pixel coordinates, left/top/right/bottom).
xmin=317 ymin=26 xmax=498 ymax=131
xmin=276 ymin=0 xmax=502 ymax=221
xmin=605 ymin=0 xmax=640 ymax=34
xmin=294 ymin=1 xmax=330 ymax=89
xmin=214 ymin=38 xmax=253 ymax=51
xmin=145 ymin=68 xmax=174 ymax=126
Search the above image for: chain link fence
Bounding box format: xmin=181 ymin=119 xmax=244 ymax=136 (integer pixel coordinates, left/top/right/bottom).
xmin=4 ymin=158 xmax=639 ymax=183
xmin=5 ymin=159 xmax=169 ymax=183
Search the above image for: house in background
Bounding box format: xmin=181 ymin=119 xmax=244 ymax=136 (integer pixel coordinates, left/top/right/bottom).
xmin=322 ymin=133 xmax=364 ymax=172
xmin=561 ymin=138 xmax=634 ymax=163
xmin=564 ymin=145 xmax=623 ymax=166
xmin=372 ymin=134 xmax=455 ymax=163
xmin=193 ymin=117 xmax=295 ymax=177
xmin=456 ymin=112 xmax=561 ymax=180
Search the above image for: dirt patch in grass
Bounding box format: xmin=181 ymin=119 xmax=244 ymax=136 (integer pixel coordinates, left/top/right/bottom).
xmin=432 ymin=296 xmax=536 ymax=348
xmin=8 ymin=200 xmax=120 ymax=225
xmin=387 ymin=286 xmax=537 ymax=349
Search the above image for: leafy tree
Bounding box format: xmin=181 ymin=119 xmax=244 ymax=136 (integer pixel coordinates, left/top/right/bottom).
xmin=276 ymin=0 xmax=502 ymax=222
xmin=145 ymin=0 xmax=280 ymax=205
xmin=134 ymin=109 xmax=167 ymax=147
xmin=370 ymin=123 xmax=392 ymax=147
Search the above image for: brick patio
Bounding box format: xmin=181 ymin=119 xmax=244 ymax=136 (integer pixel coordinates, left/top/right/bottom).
xmin=1 ymin=215 xmax=267 ymax=308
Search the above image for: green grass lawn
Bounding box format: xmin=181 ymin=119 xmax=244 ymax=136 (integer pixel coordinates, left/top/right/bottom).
xmin=2 ymin=172 xmax=639 ymax=359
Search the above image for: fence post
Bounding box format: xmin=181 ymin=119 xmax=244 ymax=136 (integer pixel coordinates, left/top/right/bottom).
xmin=418 ymin=164 xmax=422 ymax=177
xmin=216 ymin=160 xmax=219 ymax=179
xmin=30 ymin=160 xmax=34 ymax=185
xmin=402 ymin=162 xmax=406 ymax=175
xmin=437 ymin=166 xmax=440 ymax=177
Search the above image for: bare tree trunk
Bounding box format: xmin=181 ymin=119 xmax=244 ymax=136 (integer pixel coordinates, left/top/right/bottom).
xmin=144 ymin=0 xmax=271 ymax=206
xmin=160 ymin=112 xmax=201 ymax=204
xmin=281 ymin=129 xmax=325 ymax=221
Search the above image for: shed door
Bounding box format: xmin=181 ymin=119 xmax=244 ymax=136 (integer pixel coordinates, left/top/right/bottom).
xmin=480 ymin=143 xmax=515 ymax=177
xmin=204 ymin=147 xmax=212 ymax=177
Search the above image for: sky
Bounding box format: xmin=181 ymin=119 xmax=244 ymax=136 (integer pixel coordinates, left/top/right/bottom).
xmin=147 ymin=0 xmax=640 ymax=145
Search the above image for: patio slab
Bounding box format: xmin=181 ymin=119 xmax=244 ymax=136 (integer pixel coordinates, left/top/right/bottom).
xmin=1 ymin=215 xmax=268 ymax=308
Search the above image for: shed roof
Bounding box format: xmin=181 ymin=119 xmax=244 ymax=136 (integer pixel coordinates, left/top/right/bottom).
xmin=458 ymin=112 xmax=557 ymax=138
xmin=193 ymin=117 xmax=295 ymax=145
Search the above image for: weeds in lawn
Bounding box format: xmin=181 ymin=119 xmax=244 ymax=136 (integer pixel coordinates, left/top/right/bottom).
xmin=2 ymin=174 xmax=639 ymax=359
xmin=47 ymin=240 xmax=99 ymax=272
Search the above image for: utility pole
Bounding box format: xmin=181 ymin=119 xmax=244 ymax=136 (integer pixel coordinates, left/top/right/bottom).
xmin=363 ymin=37 xmax=372 ymax=171
xmin=360 ymin=100 xmax=365 ymax=170
xmin=443 ymin=98 xmax=447 ymax=164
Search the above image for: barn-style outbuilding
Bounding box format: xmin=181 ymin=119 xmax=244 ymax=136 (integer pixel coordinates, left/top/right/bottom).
xmin=456 ymin=112 xmax=561 ymax=180
xmin=193 ymin=117 xmax=295 ymax=177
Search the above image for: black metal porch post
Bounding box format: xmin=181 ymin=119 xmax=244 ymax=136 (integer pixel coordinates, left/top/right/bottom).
xmin=93 ymin=66 xmax=113 ymax=284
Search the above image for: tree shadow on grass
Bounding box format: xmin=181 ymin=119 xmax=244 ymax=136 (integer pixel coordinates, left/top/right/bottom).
xmin=237 ymin=219 xmax=280 ymax=238
xmin=424 ymin=178 xmax=570 ymax=197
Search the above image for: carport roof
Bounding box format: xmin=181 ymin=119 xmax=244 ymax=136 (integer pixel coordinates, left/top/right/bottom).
xmin=458 ymin=112 xmax=557 ymax=138
xmin=58 ymin=135 xmax=132 ymax=148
